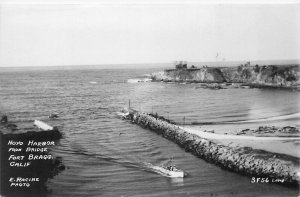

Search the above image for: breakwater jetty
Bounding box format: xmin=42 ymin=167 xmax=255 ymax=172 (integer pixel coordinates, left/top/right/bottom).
xmin=127 ymin=110 xmax=300 ymax=187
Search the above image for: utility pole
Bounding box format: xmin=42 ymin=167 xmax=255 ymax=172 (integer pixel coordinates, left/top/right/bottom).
xmin=129 ymin=99 xmax=131 ymax=110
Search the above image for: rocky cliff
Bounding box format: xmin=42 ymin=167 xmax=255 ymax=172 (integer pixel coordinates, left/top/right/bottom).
xmin=151 ymin=64 xmax=299 ymax=88
xmin=151 ymin=67 xmax=226 ymax=83
xmin=221 ymin=65 xmax=299 ymax=87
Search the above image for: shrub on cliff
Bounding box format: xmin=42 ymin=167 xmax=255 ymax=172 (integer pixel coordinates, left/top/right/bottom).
xmin=253 ymin=65 xmax=260 ymax=73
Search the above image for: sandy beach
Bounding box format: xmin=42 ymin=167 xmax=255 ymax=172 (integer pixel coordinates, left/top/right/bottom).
xmin=181 ymin=126 xmax=300 ymax=158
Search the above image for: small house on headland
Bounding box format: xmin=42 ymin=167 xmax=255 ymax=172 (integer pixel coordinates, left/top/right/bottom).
xmin=175 ymin=61 xmax=188 ymax=69
xmin=165 ymin=61 xmax=198 ymax=72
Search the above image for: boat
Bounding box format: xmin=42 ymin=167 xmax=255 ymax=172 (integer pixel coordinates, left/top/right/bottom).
xmin=149 ymin=164 xmax=185 ymax=178
xmin=34 ymin=120 xmax=54 ymax=131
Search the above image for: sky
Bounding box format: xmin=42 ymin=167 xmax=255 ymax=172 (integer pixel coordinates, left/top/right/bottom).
xmin=0 ymin=0 xmax=299 ymax=67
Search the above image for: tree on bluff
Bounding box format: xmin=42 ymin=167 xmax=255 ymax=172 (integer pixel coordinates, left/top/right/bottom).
xmin=241 ymin=68 xmax=251 ymax=79
xmin=253 ymin=65 xmax=260 ymax=73
xmin=237 ymin=65 xmax=243 ymax=73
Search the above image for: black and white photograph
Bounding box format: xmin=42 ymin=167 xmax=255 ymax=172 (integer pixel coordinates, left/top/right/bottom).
xmin=0 ymin=0 xmax=299 ymax=196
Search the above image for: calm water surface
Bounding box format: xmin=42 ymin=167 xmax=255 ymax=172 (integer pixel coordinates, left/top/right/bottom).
xmin=0 ymin=67 xmax=299 ymax=197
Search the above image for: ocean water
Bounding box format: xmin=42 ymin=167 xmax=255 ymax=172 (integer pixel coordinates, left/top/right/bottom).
xmin=0 ymin=66 xmax=299 ymax=197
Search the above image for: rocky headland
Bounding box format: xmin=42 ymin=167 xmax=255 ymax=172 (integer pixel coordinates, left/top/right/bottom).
xmin=151 ymin=63 xmax=299 ymax=89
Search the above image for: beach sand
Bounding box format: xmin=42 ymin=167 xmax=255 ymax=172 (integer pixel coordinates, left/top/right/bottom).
xmin=181 ymin=126 xmax=300 ymax=158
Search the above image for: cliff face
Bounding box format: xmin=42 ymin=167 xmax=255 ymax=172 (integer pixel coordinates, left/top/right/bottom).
xmin=152 ymin=68 xmax=226 ymax=83
xmin=221 ymin=65 xmax=299 ymax=87
xmin=151 ymin=65 xmax=299 ymax=87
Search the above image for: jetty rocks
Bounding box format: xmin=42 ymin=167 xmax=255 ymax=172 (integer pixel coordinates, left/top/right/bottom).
xmin=127 ymin=110 xmax=299 ymax=187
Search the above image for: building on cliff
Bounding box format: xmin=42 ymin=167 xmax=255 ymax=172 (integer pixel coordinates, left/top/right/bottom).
xmin=175 ymin=61 xmax=188 ymax=69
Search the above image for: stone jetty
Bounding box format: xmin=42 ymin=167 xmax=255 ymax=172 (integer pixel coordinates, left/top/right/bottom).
xmin=127 ymin=110 xmax=300 ymax=187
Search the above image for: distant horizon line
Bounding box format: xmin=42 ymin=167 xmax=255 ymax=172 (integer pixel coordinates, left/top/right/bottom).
xmin=0 ymin=58 xmax=299 ymax=68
